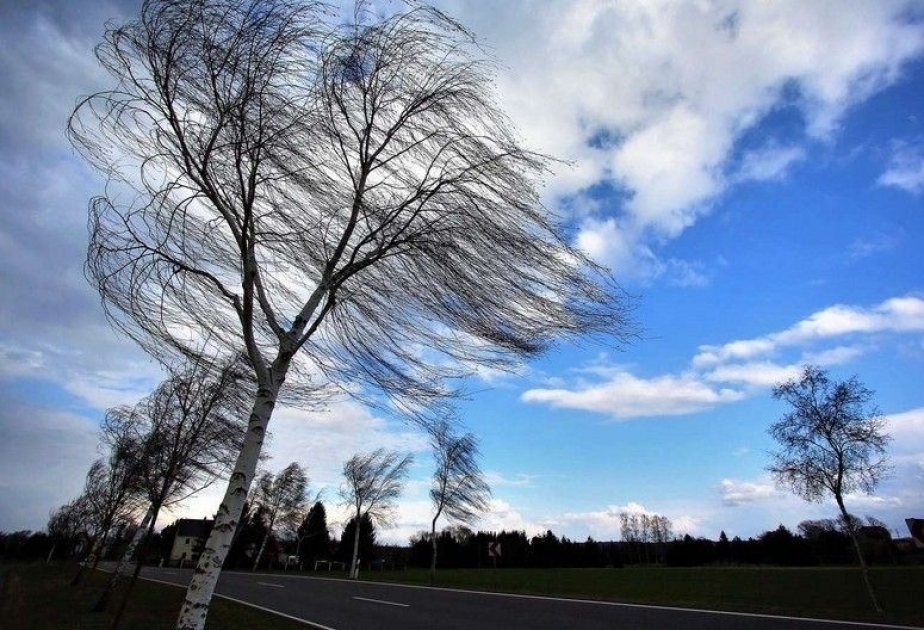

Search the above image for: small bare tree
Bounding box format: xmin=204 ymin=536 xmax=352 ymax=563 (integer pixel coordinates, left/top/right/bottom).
xmin=46 ymin=498 xmax=92 ymax=564
xmin=250 ymin=462 xmax=309 ymax=570
xmin=69 ymin=1 xmax=634 ymax=626
xmin=341 ymin=449 xmax=412 ymax=579
xmin=768 ymin=365 xmax=891 ymax=613
xmin=93 ymin=356 xmax=248 ymax=624
xmin=71 ymin=449 xmax=144 ymax=586
xmin=428 ymin=419 xmax=490 ymax=583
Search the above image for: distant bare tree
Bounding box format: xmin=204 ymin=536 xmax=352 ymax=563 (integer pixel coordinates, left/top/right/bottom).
xmin=250 ymin=462 xmax=309 ymax=570
xmin=768 ymin=365 xmax=891 ymax=613
xmin=428 ymin=419 xmax=490 ymax=583
xmin=69 ymin=1 xmax=634 ymax=626
xmin=46 ymin=498 xmax=91 ymax=563
xmin=71 ymin=448 xmax=144 ymax=585
xmin=341 ymin=449 xmax=412 ymax=579
xmin=93 ymin=356 xmax=248 ymax=625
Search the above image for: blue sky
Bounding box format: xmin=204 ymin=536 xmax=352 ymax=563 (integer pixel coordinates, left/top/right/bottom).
xmin=2 ymin=0 xmax=923 ymax=545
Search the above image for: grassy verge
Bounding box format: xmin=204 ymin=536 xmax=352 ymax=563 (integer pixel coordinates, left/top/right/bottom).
xmin=362 ymin=566 xmax=924 ymax=627
xmin=0 ymin=562 xmax=312 ymax=630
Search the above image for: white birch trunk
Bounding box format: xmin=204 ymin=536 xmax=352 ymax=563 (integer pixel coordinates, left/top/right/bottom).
xmin=429 ymin=517 xmax=438 ymax=585
xmin=252 ymin=529 xmax=271 ymax=571
xmin=175 ymin=385 xmax=278 ymax=630
xmin=119 ymin=507 xmax=155 ymax=573
xmin=93 ymin=506 xmax=155 ymax=612
xmin=836 ymin=496 xmax=883 ymax=613
xmin=350 ymin=512 xmax=361 ymax=580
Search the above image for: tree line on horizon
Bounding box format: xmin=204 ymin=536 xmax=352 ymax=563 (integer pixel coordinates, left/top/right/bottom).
xmin=3 ymin=509 xmax=917 ymax=571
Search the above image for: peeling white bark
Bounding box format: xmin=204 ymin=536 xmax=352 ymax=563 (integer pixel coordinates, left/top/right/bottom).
xmin=175 ymin=388 xmax=276 ymax=630
xmin=350 ymin=514 xmax=361 ymax=580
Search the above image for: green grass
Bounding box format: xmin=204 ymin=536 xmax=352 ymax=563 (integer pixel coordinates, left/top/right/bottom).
xmin=0 ymin=562 xmax=312 ymax=630
xmin=363 ymin=566 xmax=924 ymax=627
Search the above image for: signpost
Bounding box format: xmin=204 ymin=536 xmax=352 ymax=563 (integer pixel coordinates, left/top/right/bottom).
xmin=488 ymin=541 xmax=501 ymax=568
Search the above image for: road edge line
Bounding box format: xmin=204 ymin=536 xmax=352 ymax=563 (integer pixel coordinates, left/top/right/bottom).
xmin=237 ymin=570 xmax=919 ymax=630
xmin=135 ymin=573 xmax=338 ymax=630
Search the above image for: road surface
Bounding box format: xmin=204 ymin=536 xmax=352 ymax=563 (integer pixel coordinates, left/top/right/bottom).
xmin=127 ymin=565 xmax=918 ymax=630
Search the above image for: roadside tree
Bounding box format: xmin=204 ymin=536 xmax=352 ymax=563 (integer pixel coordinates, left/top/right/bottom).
xmin=69 ymin=1 xmax=634 ymax=626
xmin=250 ymin=462 xmax=309 ymax=570
xmin=72 ymin=441 xmax=145 ymax=585
xmin=428 ymin=419 xmax=490 ymax=583
xmin=341 ymin=449 xmax=412 ymax=578
xmin=768 ymin=365 xmax=891 ymax=612
xmin=94 ymin=356 xmax=248 ymax=623
xmin=46 ymin=497 xmax=92 ymax=563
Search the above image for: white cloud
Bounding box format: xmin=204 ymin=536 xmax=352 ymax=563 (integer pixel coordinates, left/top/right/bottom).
xmin=720 ymin=478 xmax=780 ymax=506
xmin=479 ymin=498 xmax=547 ymax=537
xmin=735 ymin=145 xmax=806 ymax=182
xmin=878 ymin=142 xmax=924 ymax=194
xmin=695 ymin=295 xmax=924 ymax=368
xmin=522 ymin=370 xmax=744 ymax=419
xmin=525 ymin=295 xmax=924 ymax=420
xmin=266 ymin=401 xmax=430 ymax=492
xmin=484 ymin=471 xmax=538 ymax=488
xmin=849 ymin=232 xmax=900 ymax=260
xmin=704 ymin=361 xmax=801 ymax=388
xmin=449 ymin=0 xmax=924 ymax=277
xmin=555 ymin=502 xmax=703 ymax=540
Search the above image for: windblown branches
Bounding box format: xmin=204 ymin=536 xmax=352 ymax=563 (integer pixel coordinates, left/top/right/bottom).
xmin=341 ymin=447 xmax=412 ymax=579
xmin=429 ymin=418 xmax=490 ymax=526
xmin=427 ymin=417 xmax=489 ymax=581
xmin=250 ymin=461 xmax=309 ymax=569
xmin=341 ymin=448 xmax=413 ymax=527
xmin=101 ymin=354 xmax=251 ymax=511
xmin=767 ymin=365 xmax=891 ymax=613
xmin=768 ymin=365 xmax=891 ymax=503
xmin=70 ymin=0 xmax=635 ymax=416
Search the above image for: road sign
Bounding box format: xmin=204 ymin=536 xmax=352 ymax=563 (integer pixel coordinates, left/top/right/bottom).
xmin=907 ymin=518 xmax=924 ymax=548
xmin=488 ymin=541 xmax=502 ymax=557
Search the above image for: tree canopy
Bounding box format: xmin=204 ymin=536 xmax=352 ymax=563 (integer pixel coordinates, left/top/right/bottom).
xmin=69 ymin=1 xmax=635 ymax=627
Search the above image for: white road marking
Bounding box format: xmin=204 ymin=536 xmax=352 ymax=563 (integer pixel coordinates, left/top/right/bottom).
xmin=352 ymin=596 xmax=409 ymax=608
xmin=258 ymin=581 xmax=286 ymax=588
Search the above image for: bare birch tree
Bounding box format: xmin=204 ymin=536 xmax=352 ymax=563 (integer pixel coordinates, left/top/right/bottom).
xmin=46 ymin=498 xmax=92 ymax=564
xmin=768 ymin=365 xmax=891 ymax=613
xmin=250 ymin=462 xmax=309 ymax=570
xmin=93 ymin=356 xmax=248 ymax=624
xmin=71 ymin=448 xmax=144 ymax=585
xmin=69 ymin=1 xmax=635 ymax=626
xmin=428 ymin=418 xmax=490 ymax=583
xmin=341 ymin=449 xmax=412 ymax=579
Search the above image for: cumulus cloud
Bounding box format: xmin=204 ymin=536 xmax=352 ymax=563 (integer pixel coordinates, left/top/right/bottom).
xmin=266 ymin=401 xmax=430 ymax=491
xmin=720 ymin=478 xmax=780 ymax=506
xmin=523 ymin=370 xmax=744 ymax=419
xmin=695 ymin=295 xmax=924 ymax=368
xmin=524 ymin=295 xmax=924 ymax=420
xmin=878 ymin=141 xmax=924 ymax=194
xmin=447 ymin=0 xmax=924 ymax=277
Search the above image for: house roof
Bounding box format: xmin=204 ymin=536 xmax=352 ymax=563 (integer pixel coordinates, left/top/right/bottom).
xmin=175 ymin=518 xmax=214 ymax=538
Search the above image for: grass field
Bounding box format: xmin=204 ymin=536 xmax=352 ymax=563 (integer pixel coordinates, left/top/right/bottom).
xmin=362 ymin=565 xmax=924 ymax=627
xmin=0 ymin=562 xmax=311 ymax=630
xmin=4 ymin=562 xmax=922 ymax=628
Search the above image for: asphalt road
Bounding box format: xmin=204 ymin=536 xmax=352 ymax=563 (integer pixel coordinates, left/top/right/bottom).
xmin=129 ymin=566 xmax=917 ymax=630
